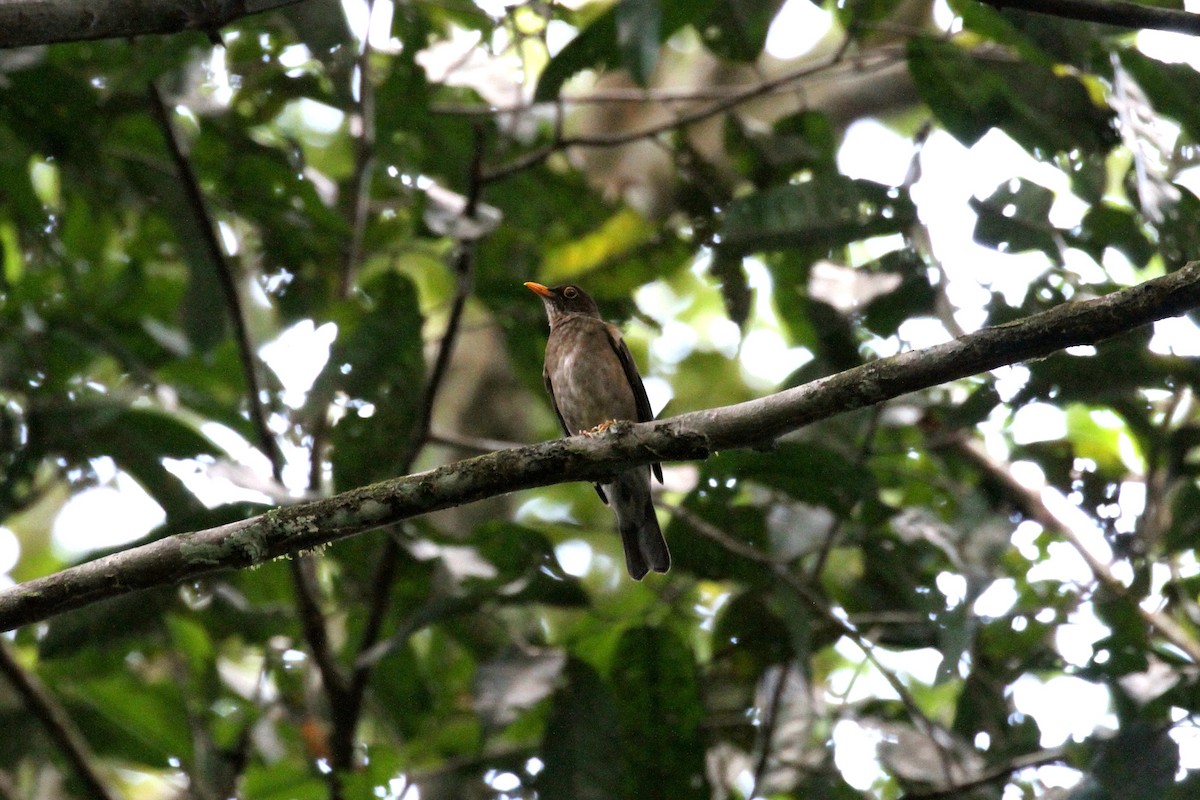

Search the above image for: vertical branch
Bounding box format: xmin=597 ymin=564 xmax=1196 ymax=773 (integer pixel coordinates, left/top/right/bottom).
xmin=0 ymin=641 xmax=120 ymax=800
xmin=748 ymin=658 xmax=793 ymax=800
xmin=339 ymin=0 xmax=378 ymax=298
xmin=808 ymin=404 xmax=883 ymax=581
xmin=152 ymin=77 xmax=304 ymax=792
xmin=292 ymin=15 xmax=384 ymax=755
xmin=147 ymin=83 xmax=285 ymax=478
xmin=328 ymin=124 xmax=489 ymax=772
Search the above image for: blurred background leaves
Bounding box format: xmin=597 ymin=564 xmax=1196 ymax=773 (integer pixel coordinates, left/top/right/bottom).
xmin=3 ymin=1 xmax=1200 ymax=799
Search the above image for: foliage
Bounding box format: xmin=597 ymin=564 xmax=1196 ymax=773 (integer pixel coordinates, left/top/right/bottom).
xmin=3 ymin=1 xmax=1200 ymax=799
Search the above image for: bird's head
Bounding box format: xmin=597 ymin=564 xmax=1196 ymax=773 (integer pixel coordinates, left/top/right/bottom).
xmin=524 ymin=282 xmax=601 ymax=325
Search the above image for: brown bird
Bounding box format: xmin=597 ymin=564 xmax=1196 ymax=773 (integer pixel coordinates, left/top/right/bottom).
xmin=525 ymin=281 xmax=669 ymax=579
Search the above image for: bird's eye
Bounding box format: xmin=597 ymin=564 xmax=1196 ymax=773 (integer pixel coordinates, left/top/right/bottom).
xmin=563 ymin=287 xmax=578 ymax=299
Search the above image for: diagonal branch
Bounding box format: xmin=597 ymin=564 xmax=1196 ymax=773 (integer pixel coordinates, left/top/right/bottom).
xmin=148 ymin=83 xmax=286 ymax=476
xmin=948 ymin=436 xmax=1200 ymax=663
xmin=0 ymin=641 xmax=120 ymax=800
xmin=1 ymin=262 xmax=1200 ymax=632
xmin=480 ymin=49 xmax=902 ymax=184
xmin=980 ymin=0 xmax=1200 ymax=35
xmin=0 ymin=0 xmax=308 ymax=49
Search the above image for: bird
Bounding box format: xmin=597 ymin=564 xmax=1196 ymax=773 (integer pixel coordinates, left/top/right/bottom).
xmin=524 ymin=281 xmax=670 ymax=579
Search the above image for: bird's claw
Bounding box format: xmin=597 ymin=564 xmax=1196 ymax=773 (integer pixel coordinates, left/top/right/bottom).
xmin=579 ymin=419 xmax=619 ymax=437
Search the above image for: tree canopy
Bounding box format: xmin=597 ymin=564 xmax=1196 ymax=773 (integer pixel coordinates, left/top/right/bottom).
xmin=3 ymin=1 xmax=1200 ymax=799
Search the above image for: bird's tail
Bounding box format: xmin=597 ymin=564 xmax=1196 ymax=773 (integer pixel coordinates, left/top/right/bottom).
xmin=613 ymin=470 xmax=670 ymax=580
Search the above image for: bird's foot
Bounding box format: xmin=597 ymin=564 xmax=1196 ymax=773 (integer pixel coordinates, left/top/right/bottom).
xmin=579 ymin=419 xmax=619 ymax=437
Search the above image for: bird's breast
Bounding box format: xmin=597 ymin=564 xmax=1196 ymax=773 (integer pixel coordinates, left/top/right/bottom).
xmin=547 ymin=319 xmax=637 ymax=434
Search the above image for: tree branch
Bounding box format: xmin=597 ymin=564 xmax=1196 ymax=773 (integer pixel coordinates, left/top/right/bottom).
xmin=148 ymin=83 xmax=286 ymax=476
xmin=480 ymin=48 xmax=902 ymax=184
xmin=980 ymin=0 xmax=1200 ymax=35
xmin=948 ymin=436 xmax=1200 ymax=663
xmin=0 ymin=641 xmax=120 ymax=800
xmin=0 ymin=0 xmax=307 ymax=49
xmin=900 ymin=745 xmax=1070 ymax=799
xmin=2 ymin=263 xmax=1200 ymax=631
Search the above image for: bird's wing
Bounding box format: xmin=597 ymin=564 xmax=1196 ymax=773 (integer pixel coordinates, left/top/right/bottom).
xmin=545 ymin=367 xmax=609 ymax=504
xmin=605 ymin=325 xmax=664 ymax=484
xmin=543 ymin=367 xmax=571 ymax=438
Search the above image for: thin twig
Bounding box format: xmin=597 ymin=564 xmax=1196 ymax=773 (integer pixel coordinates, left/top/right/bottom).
xmin=899 ymin=745 xmax=1070 ymax=800
xmin=480 ymin=49 xmax=902 ymax=184
xmin=152 ymin=79 xmax=332 ymax=796
xmin=306 ymin=5 xmax=384 ymax=784
xmin=0 ymin=640 xmax=120 ymax=800
xmin=948 ymin=436 xmax=1200 ymax=663
xmin=666 ymin=503 xmax=947 ymax=748
xmin=808 ymin=405 xmax=884 ymax=581
xmin=429 ymin=428 xmax=524 ymax=453
xmin=748 ymin=658 xmax=793 ymax=800
xmin=0 ymin=0 xmax=308 ymax=48
xmin=340 ymin=0 xmax=379 ymax=298
xmin=147 ymin=83 xmax=285 ymax=477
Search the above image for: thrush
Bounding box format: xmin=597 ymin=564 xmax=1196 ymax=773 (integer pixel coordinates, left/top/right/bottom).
xmin=525 ymin=281 xmax=670 ymax=579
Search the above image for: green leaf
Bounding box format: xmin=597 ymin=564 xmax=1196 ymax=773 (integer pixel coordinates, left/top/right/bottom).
xmin=317 ymin=271 xmax=425 ymax=491
xmin=617 ymin=0 xmax=662 ymax=86
xmin=1157 ymin=185 xmax=1200 ymax=271
xmin=837 ymin=0 xmax=905 ymax=32
xmin=1092 ymin=722 xmax=1178 ymax=800
xmin=1119 ymin=49 xmax=1200 ymax=143
xmin=468 ymin=521 xmax=590 ymax=607
xmin=706 ymin=442 xmax=873 ymax=514
xmin=535 ymin=0 xmax=717 ymax=101
xmin=948 ymin=0 xmax=1054 ymax=65
xmin=713 ymin=590 xmax=796 ymax=676
xmin=861 ymin=249 xmax=937 ymax=337
xmin=29 ymin=403 xmax=218 ymax=518
xmin=538 ymin=658 xmax=626 ymax=800
xmin=609 ymin=627 xmax=707 ymax=800
xmin=723 ymin=111 xmax=837 ymax=187
xmin=697 ymin=0 xmax=785 ymax=62
xmin=240 ymin=761 xmax=328 ymax=800
xmin=718 ymin=176 xmax=916 ymax=256
xmin=908 ymin=37 xmax=1116 ymax=153
xmin=970 ymin=177 xmax=1060 ymax=261
xmin=39 ymin=589 xmax=173 ymax=659
xmin=1066 ymin=204 xmax=1154 ymax=268
xmin=666 ymin=480 xmax=770 ymax=583
xmin=62 ymin=673 xmax=192 ymax=765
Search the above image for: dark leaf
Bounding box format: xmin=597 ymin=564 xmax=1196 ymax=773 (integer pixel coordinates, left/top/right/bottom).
xmin=1119 ymin=49 xmax=1200 ymax=144
xmin=698 ymin=0 xmax=785 ymax=62
xmin=970 ymin=177 xmax=1060 ymax=261
xmin=538 ymin=658 xmax=626 ymax=800
xmin=616 ymin=0 xmax=662 ymax=86
xmin=709 ymin=249 xmax=752 ymax=327
xmin=719 ymin=177 xmax=916 ymax=256
xmin=908 ymin=37 xmax=1116 ymax=153
xmin=1066 ymin=205 xmax=1154 ymax=269
xmin=609 ymin=627 xmax=707 ymax=800
xmin=39 ymin=589 xmax=173 ymax=659
xmin=861 ymin=249 xmax=937 ymax=337
xmin=1157 ymin=185 xmax=1200 ymax=271
xmin=706 ymin=442 xmax=873 ymax=514
xmin=316 ymin=271 xmax=425 ymax=491
xmin=535 ymin=0 xmax=717 ymax=101
xmin=1091 ymin=722 xmax=1178 ymax=800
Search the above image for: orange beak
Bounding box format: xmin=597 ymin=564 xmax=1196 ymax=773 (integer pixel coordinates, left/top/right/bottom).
xmin=524 ymin=281 xmax=554 ymax=299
